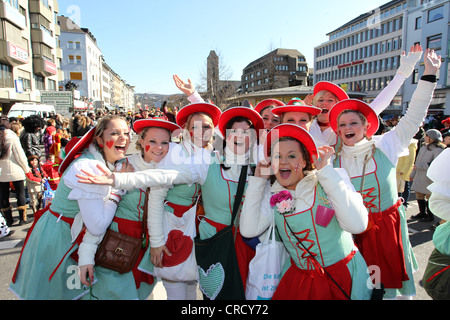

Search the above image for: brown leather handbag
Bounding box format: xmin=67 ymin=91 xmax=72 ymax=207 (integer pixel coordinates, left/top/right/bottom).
xmin=94 ymin=188 xmax=149 ymax=274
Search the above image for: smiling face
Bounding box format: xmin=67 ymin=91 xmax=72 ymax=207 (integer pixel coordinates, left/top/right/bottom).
xmin=315 ymin=91 xmax=339 ymax=123
xmin=260 ymin=107 xmax=280 ymax=130
xmin=186 ymin=113 xmax=214 ymax=148
xmin=225 ymin=120 xmax=254 ymax=155
xmin=140 ymin=127 xmax=171 ymax=163
xmin=271 ymin=139 xmax=308 ymax=190
xmin=281 ymin=112 xmax=312 ymax=131
xmin=96 ymin=118 xmax=130 ymax=163
xmin=337 ymin=111 xmax=370 ymax=146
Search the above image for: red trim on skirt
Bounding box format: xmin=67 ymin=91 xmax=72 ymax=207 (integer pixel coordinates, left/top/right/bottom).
xmin=272 ymin=251 xmax=356 ymax=300
xmin=203 ymin=217 xmax=255 ymax=290
xmin=354 ymin=198 xmax=408 ymax=289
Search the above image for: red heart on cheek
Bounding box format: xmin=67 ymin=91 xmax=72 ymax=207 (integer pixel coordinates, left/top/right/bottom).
xmin=145 ymin=145 xmax=150 ymax=152
xmin=162 ymin=230 xmax=193 ymax=267
xmin=106 ymin=140 xmax=114 ymax=149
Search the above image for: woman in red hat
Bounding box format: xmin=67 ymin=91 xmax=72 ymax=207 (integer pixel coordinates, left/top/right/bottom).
xmin=77 ymin=119 xmax=183 ymax=300
xmin=329 ymin=48 xmax=442 ymax=299
xmin=308 ymin=44 xmax=423 ymax=149
xmin=240 ymin=124 xmax=371 ymax=300
xmin=138 ymin=103 xmax=220 ymax=300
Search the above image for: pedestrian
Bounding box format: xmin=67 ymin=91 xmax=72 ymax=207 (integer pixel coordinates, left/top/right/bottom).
xmin=0 ymin=116 xmax=36 ymax=228
xmin=410 ymin=129 xmax=446 ymax=222
xmin=240 ymin=123 xmax=371 ymax=300
xmin=139 ymin=103 xmax=221 ymax=300
xmin=43 ymin=124 xmax=56 ymax=157
xmin=26 ymin=155 xmax=47 ymax=215
xmin=442 ymin=131 xmax=450 ymax=148
xmin=396 ymin=138 xmax=418 ymax=209
xmin=19 ymin=115 xmax=45 ymax=160
xmin=328 ymin=48 xmax=441 ymax=299
xmin=422 ymin=148 xmax=450 ymax=300
xmin=77 ymin=119 xmax=183 ymax=300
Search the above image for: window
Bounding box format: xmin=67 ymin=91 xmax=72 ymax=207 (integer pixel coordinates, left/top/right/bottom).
xmin=67 ymin=41 xmax=73 ymax=49
xmin=48 ymin=79 xmax=56 ymax=91
xmin=34 ymin=75 xmax=44 ymax=90
xmin=0 ymin=63 xmax=13 ymax=88
xmin=428 ymin=6 xmax=444 ymax=23
xmin=68 ymin=55 xmax=74 ymax=64
xmin=412 ymin=69 xmax=419 ymax=84
xmin=415 ymin=16 xmax=422 ymax=29
xmin=75 ymin=42 xmax=81 ymax=49
xmin=70 ymin=72 xmax=83 ymax=80
xmin=76 ymin=56 xmax=82 ymax=64
xmin=427 ymin=34 xmax=442 ymax=51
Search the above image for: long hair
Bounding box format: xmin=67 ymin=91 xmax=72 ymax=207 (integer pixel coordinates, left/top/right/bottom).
xmin=0 ymin=116 xmax=11 ymax=160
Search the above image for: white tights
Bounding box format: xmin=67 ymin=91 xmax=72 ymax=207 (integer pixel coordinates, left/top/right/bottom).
xmin=162 ymin=279 xmax=198 ymax=300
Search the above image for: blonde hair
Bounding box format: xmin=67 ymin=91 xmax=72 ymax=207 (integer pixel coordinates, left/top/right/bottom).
xmin=312 ymin=90 xmax=339 ymax=106
xmin=135 ymin=126 xmax=171 ymax=153
xmin=182 ymin=112 xmax=215 ymax=147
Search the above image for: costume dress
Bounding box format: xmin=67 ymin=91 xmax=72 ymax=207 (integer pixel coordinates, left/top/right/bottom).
xmin=135 ymin=140 xmax=210 ymax=299
xmin=10 ymin=146 xmax=111 ymax=299
xmin=333 ymin=79 xmax=436 ymax=298
xmin=240 ymin=166 xmax=371 ymax=300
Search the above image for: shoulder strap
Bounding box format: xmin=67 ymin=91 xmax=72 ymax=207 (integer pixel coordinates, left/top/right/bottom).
xmin=142 ymin=187 xmax=150 ymax=239
xmin=231 ymin=165 xmax=248 ymax=225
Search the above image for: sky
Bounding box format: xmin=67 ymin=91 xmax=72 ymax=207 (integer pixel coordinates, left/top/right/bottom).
xmin=57 ymin=0 xmax=391 ymax=95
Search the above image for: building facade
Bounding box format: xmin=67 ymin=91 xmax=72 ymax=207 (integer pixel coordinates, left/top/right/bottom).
xmin=241 ymin=48 xmax=309 ymax=94
xmin=403 ymin=0 xmax=449 ymax=114
xmin=58 ymin=15 xmax=102 ymax=109
xmin=314 ymin=0 xmax=408 ymax=113
xmin=0 ymin=0 xmax=61 ymax=114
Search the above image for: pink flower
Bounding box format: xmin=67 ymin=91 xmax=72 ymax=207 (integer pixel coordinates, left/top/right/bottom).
xmin=270 ymin=191 xmax=295 ymax=214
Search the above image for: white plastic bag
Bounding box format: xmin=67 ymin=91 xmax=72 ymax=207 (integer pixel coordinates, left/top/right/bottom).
xmin=245 ymin=215 xmax=288 ymax=300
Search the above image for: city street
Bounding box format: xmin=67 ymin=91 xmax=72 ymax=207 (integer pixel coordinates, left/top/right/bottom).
xmin=0 ymin=135 xmax=437 ymax=300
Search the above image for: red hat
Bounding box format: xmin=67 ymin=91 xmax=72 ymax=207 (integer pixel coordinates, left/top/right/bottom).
xmin=133 ymin=118 xmax=181 ymax=134
xmin=176 ymin=102 xmax=222 ymax=128
xmin=313 ymin=81 xmax=349 ymax=101
xmin=264 ymin=123 xmax=318 ymax=162
xmin=59 ymin=126 xmax=96 ymax=174
xmin=218 ymin=107 xmax=264 ymax=139
xmin=287 ymin=98 xmax=305 ymax=105
xmin=329 ymin=99 xmax=379 ymax=137
xmin=45 ymin=126 xmax=56 ymax=135
xmin=441 ymin=117 xmax=450 ymax=125
xmin=272 ymin=105 xmax=321 ymax=117
xmin=254 ymin=99 xmax=285 ymax=114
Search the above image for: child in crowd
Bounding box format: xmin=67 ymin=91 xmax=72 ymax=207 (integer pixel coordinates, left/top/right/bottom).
xmin=26 ymin=155 xmax=47 ymax=214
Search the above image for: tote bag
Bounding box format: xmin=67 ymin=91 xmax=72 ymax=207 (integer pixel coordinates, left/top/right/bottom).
xmin=194 ymin=165 xmax=248 ymax=300
xmin=245 ymin=214 xmax=288 ymax=300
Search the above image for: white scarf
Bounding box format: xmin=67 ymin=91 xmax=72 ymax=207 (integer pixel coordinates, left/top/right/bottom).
xmin=223 ymin=146 xmax=250 ymax=182
xmin=340 ymin=138 xmax=376 ymax=177
xmin=88 ymin=144 xmax=115 ymax=171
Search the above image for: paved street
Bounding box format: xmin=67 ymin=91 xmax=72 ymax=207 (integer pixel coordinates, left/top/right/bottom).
xmin=0 ymin=135 xmax=437 ymax=300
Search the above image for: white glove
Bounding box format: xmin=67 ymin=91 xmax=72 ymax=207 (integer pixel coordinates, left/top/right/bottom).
xmin=397 ymin=50 xmax=423 ymax=78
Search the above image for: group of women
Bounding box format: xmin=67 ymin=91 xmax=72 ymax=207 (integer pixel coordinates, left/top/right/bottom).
xmin=9 ymin=46 xmax=442 ymax=300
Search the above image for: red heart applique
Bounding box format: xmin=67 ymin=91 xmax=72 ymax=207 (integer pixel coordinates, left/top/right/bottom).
xmin=145 ymin=145 xmax=150 ymax=152
xmin=162 ymin=230 xmax=193 ymax=268
xmin=106 ymin=140 xmax=114 ymax=149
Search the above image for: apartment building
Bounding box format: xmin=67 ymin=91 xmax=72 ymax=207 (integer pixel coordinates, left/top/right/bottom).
xmin=403 ymin=0 xmax=449 ymax=114
xmin=241 ymin=48 xmax=309 ymax=94
xmin=314 ymin=0 xmax=408 ymax=113
xmin=58 ymin=15 xmax=102 ymax=109
xmin=0 ymin=0 xmax=61 ymax=114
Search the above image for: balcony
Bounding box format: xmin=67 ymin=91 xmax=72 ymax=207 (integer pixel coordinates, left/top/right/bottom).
xmin=31 ymin=28 xmax=56 ymax=48
xmin=0 ymin=1 xmax=26 ymax=30
xmin=28 ymin=0 xmax=52 ymax=22
xmin=33 ymin=57 xmax=57 ymax=77
xmin=0 ymin=40 xmax=29 ymax=66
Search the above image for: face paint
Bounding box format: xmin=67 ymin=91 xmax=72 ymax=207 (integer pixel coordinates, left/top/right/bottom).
xmin=145 ymin=145 xmax=150 ymax=152
xmin=106 ymin=140 xmax=114 ymax=149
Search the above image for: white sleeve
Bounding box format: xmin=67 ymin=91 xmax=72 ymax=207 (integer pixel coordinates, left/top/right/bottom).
xmin=113 ymin=166 xmax=197 ymax=190
xmin=370 ymin=74 xmax=406 ymax=116
xmin=316 ymin=165 xmax=368 ymax=234
xmin=78 ymin=229 xmax=104 ymax=267
xmin=78 ymin=193 xmax=120 ymax=236
xmin=187 ymin=91 xmax=205 ymax=103
xmin=148 ymin=186 xmax=169 ymax=248
xmin=429 ymin=192 xmax=450 ymax=221
xmin=64 ymin=159 xmax=111 ymax=200
xmin=376 ymin=79 xmax=437 ymax=165
xmin=239 ymin=176 xmax=273 ymax=238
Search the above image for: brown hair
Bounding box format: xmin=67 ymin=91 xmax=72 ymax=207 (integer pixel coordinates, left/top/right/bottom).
xmin=271 ymin=136 xmax=315 ymax=171
xmin=135 ymin=126 xmax=171 ymax=153
xmin=92 ymin=115 xmax=126 ymax=150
